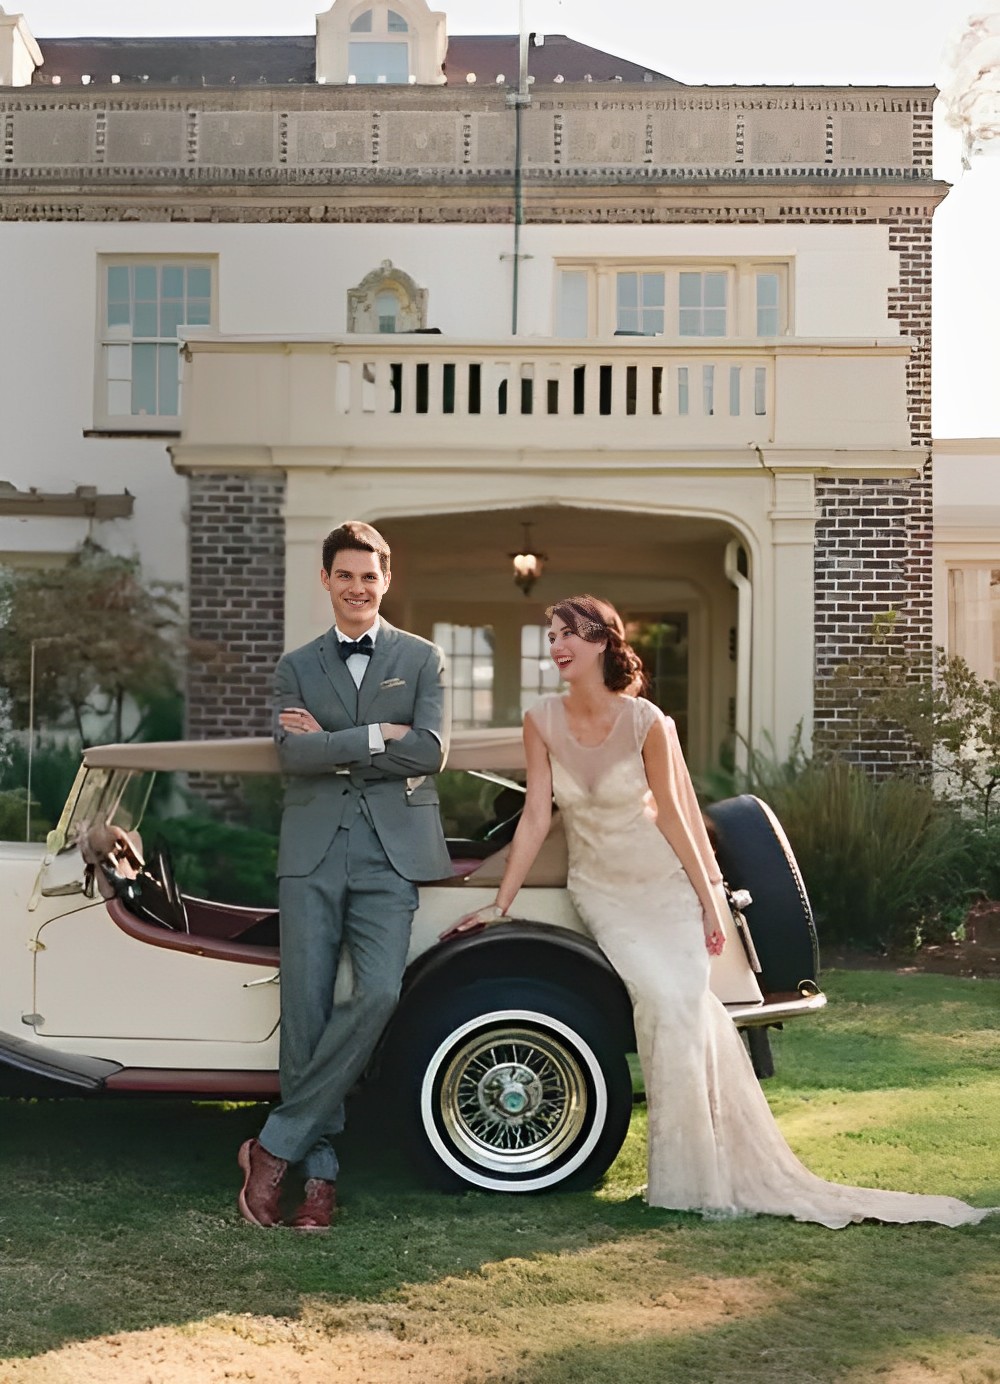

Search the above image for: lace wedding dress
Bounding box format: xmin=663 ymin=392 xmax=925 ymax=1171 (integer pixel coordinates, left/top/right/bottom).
xmin=528 ymin=693 xmax=992 ymax=1228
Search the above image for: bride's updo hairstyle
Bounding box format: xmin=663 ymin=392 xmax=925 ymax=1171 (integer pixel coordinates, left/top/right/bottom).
xmin=546 ymin=595 xmax=646 ymax=697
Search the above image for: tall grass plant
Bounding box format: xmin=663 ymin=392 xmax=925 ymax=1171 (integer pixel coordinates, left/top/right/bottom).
xmin=701 ymin=737 xmax=973 ymax=950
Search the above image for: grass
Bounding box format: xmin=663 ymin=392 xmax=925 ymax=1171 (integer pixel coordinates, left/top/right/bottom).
xmin=1 ymin=969 xmax=999 ymax=1383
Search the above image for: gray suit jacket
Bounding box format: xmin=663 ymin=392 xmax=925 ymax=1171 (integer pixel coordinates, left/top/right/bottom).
xmin=273 ymin=620 xmax=451 ymax=882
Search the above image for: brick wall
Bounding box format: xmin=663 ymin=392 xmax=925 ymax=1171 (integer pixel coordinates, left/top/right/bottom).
xmin=812 ymin=210 xmax=933 ymax=769
xmin=186 ymin=471 xmax=285 ymax=804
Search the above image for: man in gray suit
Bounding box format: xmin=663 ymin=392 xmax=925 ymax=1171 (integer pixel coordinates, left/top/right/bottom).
xmin=238 ymin=520 xmax=450 ymax=1230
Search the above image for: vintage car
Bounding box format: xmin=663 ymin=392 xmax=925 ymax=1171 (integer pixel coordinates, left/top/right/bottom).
xmin=0 ymin=730 xmax=824 ymax=1193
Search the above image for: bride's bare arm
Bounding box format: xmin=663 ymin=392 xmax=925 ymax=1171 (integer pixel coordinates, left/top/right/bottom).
xmin=440 ymin=714 xmax=553 ymax=938
xmin=641 ymin=715 xmax=726 ymax=953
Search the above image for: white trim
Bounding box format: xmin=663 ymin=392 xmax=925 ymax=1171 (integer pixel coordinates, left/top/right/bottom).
xmin=419 ymin=1008 xmax=609 ymax=1192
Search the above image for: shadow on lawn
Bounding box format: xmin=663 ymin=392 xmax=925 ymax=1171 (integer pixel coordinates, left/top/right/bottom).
xmin=0 ymin=1090 xmax=650 ymax=1358
xmin=3 ymin=1059 xmax=998 ymax=1373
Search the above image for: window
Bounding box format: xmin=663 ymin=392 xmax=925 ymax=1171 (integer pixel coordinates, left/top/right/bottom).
xmin=347 ymin=260 xmax=427 ymax=333
xmin=374 ymin=290 xmax=400 ymax=333
xmin=98 ymin=260 xmax=213 ymax=428
xmin=348 ymin=40 xmax=408 ymax=82
xmin=616 ymin=272 xmax=665 ymax=336
xmin=948 ymin=567 xmax=1000 ymax=683
xmin=557 ymin=270 xmax=589 ymax=338
xmin=346 ymin=4 xmax=411 ymax=83
xmin=756 ymin=271 xmax=781 ymax=336
xmin=433 ymin=623 xmax=494 ymax=727
xmin=678 ymin=272 xmax=727 ymax=336
xmin=520 ymin=624 xmax=562 ymax=717
xmin=556 ymin=260 xmax=788 ymax=339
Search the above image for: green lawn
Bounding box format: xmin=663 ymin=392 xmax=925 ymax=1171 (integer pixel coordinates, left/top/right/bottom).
xmin=1 ymin=969 xmax=999 ymax=1384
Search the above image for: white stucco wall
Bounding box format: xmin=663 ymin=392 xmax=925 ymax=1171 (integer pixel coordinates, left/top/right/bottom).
xmin=0 ymin=218 xmax=899 ymax=590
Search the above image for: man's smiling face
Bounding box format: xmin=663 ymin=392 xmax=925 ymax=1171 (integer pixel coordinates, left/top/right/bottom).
xmin=321 ymin=548 xmax=390 ymax=637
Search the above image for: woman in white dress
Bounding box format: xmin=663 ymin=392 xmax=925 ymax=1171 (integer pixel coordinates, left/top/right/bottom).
xmin=446 ymin=595 xmax=993 ymax=1228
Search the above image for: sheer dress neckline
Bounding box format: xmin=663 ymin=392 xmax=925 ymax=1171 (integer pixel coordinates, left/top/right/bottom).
xmin=556 ymin=693 xmax=631 ymax=749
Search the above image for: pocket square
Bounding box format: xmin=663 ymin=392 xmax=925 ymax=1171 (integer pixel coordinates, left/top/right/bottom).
xmin=380 ymin=677 xmax=407 ymax=689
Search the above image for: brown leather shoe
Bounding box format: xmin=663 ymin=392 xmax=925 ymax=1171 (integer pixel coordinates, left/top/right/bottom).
xmin=237 ymin=1138 xmax=287 ymax=1228
xmin=288 ymin=1178 xmax=338 ymax=1232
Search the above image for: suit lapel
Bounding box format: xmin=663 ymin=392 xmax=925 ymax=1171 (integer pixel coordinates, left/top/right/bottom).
xmin=317 ymin=628 xmax=359 ymax=720
xmin=358 ymin=619 xmax=399 ymax=723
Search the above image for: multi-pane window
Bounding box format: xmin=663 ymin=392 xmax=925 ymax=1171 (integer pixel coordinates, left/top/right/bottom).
xmin=520 ymin=624 xmax=562 ymax=717
xmin=99 ymin=260 xmax=212 ymax=425
xmin=558 ymin=262 xmax=787 ymax=339
xmin=432 ymin=623 xmax=494 ymax=728
xmin=616 ymin=271 xmax=665 ymax=336
xmin=678 ymin=272 xmax=727 ymax=336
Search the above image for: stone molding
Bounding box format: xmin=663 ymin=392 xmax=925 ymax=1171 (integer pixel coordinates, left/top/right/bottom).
xmin=0 ymin=188 xmax=947 ymax=224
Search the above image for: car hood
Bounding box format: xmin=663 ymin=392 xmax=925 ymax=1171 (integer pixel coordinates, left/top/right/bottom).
xmin=0 ymin=840 xmax=47 ymax=865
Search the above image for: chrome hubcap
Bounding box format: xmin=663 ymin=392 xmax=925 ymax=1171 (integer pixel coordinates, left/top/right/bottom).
xmin=438 ymin=1025 xmax=589 ymax=1173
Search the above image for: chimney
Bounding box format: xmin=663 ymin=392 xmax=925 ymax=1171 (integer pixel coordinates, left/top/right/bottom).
xmin=0 ymin=9 xmax=43 ymax=87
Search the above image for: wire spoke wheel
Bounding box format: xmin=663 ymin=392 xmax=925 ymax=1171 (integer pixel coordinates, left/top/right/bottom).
xmin=439 ymin=1025 xmax=589 ymax=1173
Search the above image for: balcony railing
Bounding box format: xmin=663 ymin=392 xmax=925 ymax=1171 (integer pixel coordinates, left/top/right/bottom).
xmin=179 ymin=335 xmax=915 ymax=456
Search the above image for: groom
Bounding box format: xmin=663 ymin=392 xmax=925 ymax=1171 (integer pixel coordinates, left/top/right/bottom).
xmin=238 ymin=520 xmax=451 ymax=1230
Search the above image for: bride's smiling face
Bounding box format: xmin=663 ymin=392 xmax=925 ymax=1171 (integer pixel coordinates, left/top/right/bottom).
xmin=547 ymin=616 xmax=607 ymax=684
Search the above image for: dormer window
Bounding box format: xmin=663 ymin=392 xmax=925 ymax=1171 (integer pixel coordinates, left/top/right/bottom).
xmin=346 ymin=5 xmax=412 ymax=82
xmin=316 ymin=0 xmax=446 ymax=86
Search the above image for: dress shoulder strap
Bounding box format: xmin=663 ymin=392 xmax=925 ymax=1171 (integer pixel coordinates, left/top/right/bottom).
xmin=525 ymin=693 xmax=560 ymax=747
xmin=632 ymin=695 xmax=663 ymax=747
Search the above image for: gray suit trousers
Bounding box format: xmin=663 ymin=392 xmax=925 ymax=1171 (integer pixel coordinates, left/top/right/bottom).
xmin=259 ymin=802 xmax=418 ymax=1180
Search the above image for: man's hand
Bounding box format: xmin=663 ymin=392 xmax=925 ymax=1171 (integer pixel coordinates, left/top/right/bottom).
xmin=280 ymin=707 xmax=323 ymax=735
xmin=380 ymin=723 xmax=412 ymax=741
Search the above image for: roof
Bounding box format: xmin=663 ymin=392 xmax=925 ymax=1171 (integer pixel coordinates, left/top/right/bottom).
xmin=83 ymin=727 xmax=527 ymax=774
xmin=32 ymin=33 xmax=677 ymax=88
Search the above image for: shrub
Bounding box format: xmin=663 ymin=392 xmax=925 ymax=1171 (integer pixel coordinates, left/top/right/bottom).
xmin=0 ymin=788 xmax=51 ymax=843
xmin=0 ymin=736 xmax=80 ymax=832
xmin=700 ymin=736 xmax=973 ymax=951
xmin=141 ymin=813 xmax=278 ymax=908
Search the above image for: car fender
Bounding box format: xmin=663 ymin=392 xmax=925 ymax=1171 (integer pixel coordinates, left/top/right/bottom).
xmin=383 ymin=921 xmax=636 ymax=1057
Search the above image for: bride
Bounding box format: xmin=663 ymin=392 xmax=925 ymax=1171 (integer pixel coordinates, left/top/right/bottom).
xmin=444 ymin=594 xmax=992 ymax=1228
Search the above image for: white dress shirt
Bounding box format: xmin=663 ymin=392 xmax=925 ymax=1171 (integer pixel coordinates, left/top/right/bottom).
xmin=334 ymin=621 xmax=385 ymax=754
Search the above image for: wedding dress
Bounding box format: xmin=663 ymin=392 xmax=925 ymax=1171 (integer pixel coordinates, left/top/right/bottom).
xmin=528 ymin=693 xmax=992 ymax=1228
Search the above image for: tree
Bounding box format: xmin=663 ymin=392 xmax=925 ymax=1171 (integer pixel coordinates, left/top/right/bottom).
xmin=835 ymin=610 xmax=1000 ymax=822
xmin=0 ymin=541 xmax=185 ymax=743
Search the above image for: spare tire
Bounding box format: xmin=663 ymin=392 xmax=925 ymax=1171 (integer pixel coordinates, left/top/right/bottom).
xmin=705 ymin=795 xmax=819 ymax=994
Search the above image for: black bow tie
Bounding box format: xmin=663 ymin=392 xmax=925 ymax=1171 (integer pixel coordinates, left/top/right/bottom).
xmin=338 ymin=634 xmax=374 ymax=661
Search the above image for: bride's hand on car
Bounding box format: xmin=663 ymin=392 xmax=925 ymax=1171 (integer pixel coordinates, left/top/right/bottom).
xmin=702 ymin=907 xmax=726 ymax=956
xmin=440 ymin=904 xmax=506 ymax=941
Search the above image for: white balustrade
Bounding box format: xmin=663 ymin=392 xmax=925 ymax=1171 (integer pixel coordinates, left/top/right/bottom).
xmin=180 ymin=336 xmax=914 ymax=455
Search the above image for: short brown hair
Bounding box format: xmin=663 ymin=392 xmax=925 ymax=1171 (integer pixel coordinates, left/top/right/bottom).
xmin=322 ymin=521 xmax=391 ymax=577
xmin=546 ymin=594 xmax=646 ymax=697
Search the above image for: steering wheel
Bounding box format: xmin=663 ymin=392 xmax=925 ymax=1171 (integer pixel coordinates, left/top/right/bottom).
xmin=148 ymin=841 xmax=189 ymax=932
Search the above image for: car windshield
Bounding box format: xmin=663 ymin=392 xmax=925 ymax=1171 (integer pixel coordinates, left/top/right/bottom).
xmin=59 ymin=767 xmax=155 ymax=854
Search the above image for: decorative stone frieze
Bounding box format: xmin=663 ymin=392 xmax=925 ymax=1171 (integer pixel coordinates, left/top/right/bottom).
xmin=0 ymin=86 xmax=937 ymax=191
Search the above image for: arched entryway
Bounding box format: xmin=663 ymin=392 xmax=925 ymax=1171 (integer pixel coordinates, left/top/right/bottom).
xmin=370 ymin=505 xmax=746 ymax=774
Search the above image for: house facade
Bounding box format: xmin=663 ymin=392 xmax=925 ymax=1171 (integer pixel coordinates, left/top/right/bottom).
xmin=0 ymin=0 xmax=943 ymax=773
